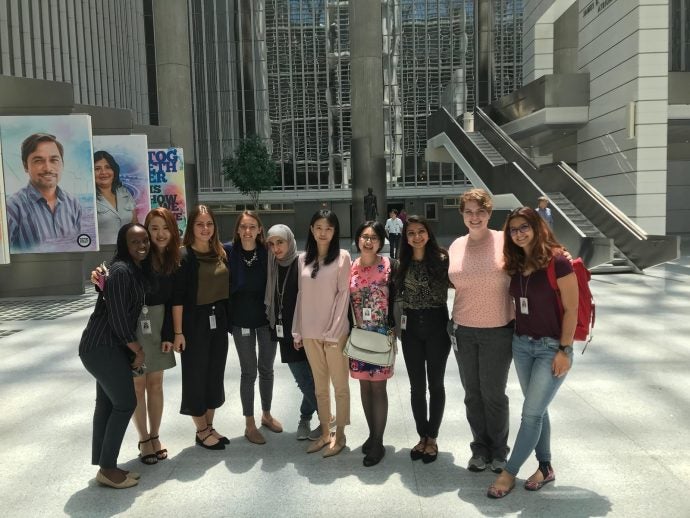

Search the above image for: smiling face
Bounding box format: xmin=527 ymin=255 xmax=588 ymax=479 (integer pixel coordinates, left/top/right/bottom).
xmin=237 ymin=215 xmax=261 ymax=248
xmin=94 ymin=158 xmax=115 ymax=192
xmin=311 ymin=218 xmax=335 ymax=246
xmin=461 ymin=200 xmax=491 ymax=234
xmin=358 ymin=226 xmax=381 ymax=257
xmin=267 ymin=236 xmax=289 ymax=260
xmin=406 ymin=222 xmax=429 ymax=252
xmin=25 ymin=141 xmax=63 ymax=192
xmin=126 ymin=226 xmax=150 ymax=264
xmin=147 ymin=215 xmax=171 ymax=251
xmin=508 ymin=216 xmax=534 ymax=250
xmin=193 ymin=212 xmax=215 ymax=245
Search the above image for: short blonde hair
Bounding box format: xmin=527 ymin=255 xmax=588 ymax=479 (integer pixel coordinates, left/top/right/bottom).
xmin=459 ymin=188 xmax=493 ymax=213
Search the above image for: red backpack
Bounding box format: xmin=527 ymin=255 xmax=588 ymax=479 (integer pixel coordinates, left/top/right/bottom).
xmin=546 ymin=257 xmax=595 ymax=351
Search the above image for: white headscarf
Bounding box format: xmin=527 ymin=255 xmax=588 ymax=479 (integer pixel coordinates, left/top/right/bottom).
xmin=264 ymin=224 xmax=298 ymax=327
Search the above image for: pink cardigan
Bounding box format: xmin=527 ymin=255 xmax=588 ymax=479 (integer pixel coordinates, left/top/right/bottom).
xmin=292 ymin=249 xmax=352 ymax=343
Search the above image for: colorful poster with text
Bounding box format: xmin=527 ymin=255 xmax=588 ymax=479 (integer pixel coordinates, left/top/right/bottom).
xmin=93 ymin=135 xmax=151 ymax=245
xmin=148 ymin=147 xmax=187 ymax=236
xmin=0 ymin=115 xmax=98 ymax=253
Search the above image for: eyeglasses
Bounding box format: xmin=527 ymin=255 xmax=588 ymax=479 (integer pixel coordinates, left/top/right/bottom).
xmin=359 ymin=235 xmax=380 ymax=243
xmin=461 ymin=208 xmax=489 ymax=217
xmin=509 ymin=223 xmax=531 ymax=236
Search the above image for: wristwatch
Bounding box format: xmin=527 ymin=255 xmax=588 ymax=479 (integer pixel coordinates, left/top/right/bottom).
xmin=558 ymin=345 xmax=573 ymax=355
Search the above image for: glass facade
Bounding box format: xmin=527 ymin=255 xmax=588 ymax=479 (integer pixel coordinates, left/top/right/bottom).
xmin=670 ymin=0 xmax=690 ymax=71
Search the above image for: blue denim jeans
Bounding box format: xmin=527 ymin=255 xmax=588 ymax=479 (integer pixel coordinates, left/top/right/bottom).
xmin=287 ymin=360 xmax=318 ymax=420
xmin=505 ymin=334 xmax=572 ymax=476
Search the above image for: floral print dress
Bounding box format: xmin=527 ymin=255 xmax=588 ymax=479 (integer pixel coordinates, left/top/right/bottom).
xmin=349 ymin=255 xmax=394 ymax=380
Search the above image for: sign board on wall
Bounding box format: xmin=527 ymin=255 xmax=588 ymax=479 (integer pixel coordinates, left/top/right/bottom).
xmin=148 ymin=148 xmax=187 ymax=236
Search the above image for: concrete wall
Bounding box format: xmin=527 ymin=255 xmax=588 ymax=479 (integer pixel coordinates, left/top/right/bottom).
xmin=576 ymin=0 xmax=669 ymax=234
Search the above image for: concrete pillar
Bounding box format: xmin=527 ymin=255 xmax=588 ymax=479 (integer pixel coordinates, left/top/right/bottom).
xmin=475 ymin=0 xmax=493 ymax=107
xmin=152 ymin=0 xmax=197 ymax=207
xmin=350 ymin=0 xmax=385 ymax=229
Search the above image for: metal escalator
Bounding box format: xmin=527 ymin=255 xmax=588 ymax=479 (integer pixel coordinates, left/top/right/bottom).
xmin=426 ymin=107 xmax=680 ymax=270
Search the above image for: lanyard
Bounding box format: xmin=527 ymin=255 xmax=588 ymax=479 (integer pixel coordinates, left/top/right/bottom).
xmin=276 ymin=262 xmax=293 ymax=321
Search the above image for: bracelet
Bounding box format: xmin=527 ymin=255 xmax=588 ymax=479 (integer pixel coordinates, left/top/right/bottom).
xmin=174 ymin=332 xmax=183 ymax=335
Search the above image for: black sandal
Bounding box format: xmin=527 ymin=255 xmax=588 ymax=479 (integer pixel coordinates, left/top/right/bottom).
xmin=410 ymin=438 xmax=427 ymax=461
xmin=138 ymin=438 xmax=158 ymax=465
xmin=422 ymin=441 xmax=438 ymax=464
xmin=150 ymin=435 xmax=168 ymax=460
xmin=208 ymin=425 xmax=230 ymax=445
xmin=195 ymin=427 xmax=225 ymax=450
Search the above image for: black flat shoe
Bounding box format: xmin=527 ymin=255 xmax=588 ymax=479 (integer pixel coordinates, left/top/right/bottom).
xmin=410 ymin=438 xmax=426 ymax=461
xmin=422 ymin=442 xmax=438 ymax=464
xmin=363 ymin=443 xmax=385 ymax=467
xmin=195 ymin=427 xmax=225 ymax=450
xmin=361 ymin=437 xmax=372 ymax=455
xmin=210 ymin=427 xmax=230 ymax=445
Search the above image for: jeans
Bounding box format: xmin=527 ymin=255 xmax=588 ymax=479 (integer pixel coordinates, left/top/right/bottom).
xmin=453 ymin=324 xmax=513 ymax=461
xmin=400 ymin=307 xmax=451 ymax=439
xmin=505 ymin=334 xmax=572 ymax=476
xmin=80 ymin=346 xmax=137 ymax=469
xmin=232 ymin=325 xmax=277 ymax=416
xmin=287 ymin=360 xmax=318 ymax=420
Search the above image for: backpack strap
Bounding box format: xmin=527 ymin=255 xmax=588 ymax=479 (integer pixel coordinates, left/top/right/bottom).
xmin=546 ymin=256 xmax=565 ymax=318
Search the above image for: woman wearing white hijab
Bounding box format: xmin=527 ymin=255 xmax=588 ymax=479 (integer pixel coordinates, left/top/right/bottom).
xmin=265 ymin=225 xmax=322 ymax=440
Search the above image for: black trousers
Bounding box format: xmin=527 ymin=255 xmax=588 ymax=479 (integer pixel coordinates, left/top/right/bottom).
xmin=400 ymin=307 xmax=451 ymax=439
xmin=180 ymin=302 xmax=229 ymax=416
xmin=389 ymin=234 xmax=401 ymax=258
xmin=81 ymin=346 xmax=137 ymax=469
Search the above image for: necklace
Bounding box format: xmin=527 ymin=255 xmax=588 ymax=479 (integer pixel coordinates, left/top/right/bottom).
xmin=242 ymin=248 xmax=258 ymax=267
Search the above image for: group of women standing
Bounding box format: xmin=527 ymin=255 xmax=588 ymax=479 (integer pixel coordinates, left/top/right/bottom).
xmin=80 ymin=188 xmax=577 ymax=500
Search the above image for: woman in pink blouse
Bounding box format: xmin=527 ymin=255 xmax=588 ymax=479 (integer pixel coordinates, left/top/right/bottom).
xmin=448 ymin=188 xmax=514 ymax=474
xmin=349 ymin=220 xmax=397 ymax=467
xmin=292 ymin=210 xmax=351 ymax=458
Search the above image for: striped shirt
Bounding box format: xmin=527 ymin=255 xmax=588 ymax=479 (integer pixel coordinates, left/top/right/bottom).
xmin=6 ymin=183 xmax=82 ymax=252
xmin=79 ymin=261 xmax=145 ymax=356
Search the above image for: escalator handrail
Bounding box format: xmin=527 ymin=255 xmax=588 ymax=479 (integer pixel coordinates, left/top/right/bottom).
xmin=556 ymin=162 xmax=648 ymax=239
xmin=474 ymin=107 xmax=539 ymax=171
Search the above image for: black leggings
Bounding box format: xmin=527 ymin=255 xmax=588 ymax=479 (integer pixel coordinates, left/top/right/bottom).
xmin=400 ymin=307 xmax=451 ymax=439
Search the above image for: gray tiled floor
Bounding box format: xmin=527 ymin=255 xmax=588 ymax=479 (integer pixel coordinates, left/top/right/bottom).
xmin=2 ymin=244 xmax=690 ymax=517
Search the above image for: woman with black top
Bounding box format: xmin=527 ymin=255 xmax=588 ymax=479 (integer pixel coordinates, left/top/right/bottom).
xmin=229 ymin=210 xmax=282 ymax=445
xmin=172 ymin=205 xmax=231 ymax=450
xmin=396 ymin=215 xmax=451 ymax=464
xmin=264 ymin=224 xmax=320 ymax=441
xmin=79 ymin=223 xmax=152 ymax=489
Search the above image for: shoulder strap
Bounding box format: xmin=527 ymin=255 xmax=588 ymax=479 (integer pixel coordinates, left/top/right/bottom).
xmin=387 ymin=257 xmax=399 ymax=329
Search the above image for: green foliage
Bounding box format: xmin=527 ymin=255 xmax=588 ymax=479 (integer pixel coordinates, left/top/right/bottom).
xmin=222 ymin=135 xmax=277 ymax=210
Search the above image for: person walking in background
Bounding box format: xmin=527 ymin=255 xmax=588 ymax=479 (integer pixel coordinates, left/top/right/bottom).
xmin=172 ymin=205 xmax=231 ymax=451
xmin=349 ymin=220 xmax=398 ymax=467
xmin=265 ymin=224 xmax=321 ymax=441
xmin=535 ymin=196 xmax=553 ymax=228
xmin=292 ymin=209 xmax=351 ymax=458
xmin=228 ymin=211 xmax=282 ymax=445
xmin=384 ymin=209 xmax=403 ymax=259
xmin=396 ymin=215 xmax=451 ymax=464
xmin=448 ymin=189 xmax=514 ymax=474
xmin=487 ymin=207 xmax=577 ymax=499
xmin=79 ymin=223 xmax=153 ymax=489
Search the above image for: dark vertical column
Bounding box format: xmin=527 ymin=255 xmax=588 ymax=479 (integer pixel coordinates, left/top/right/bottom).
xmin=152 ymin=0 xmax=197 ymax=207
xmin=350 ymin=0 xmax=385 ymax=227
xmin=475 ymin=0 xmax=493 ymax=107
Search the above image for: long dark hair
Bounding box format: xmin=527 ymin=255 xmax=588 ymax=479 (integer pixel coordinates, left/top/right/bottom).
xmin=304 ymin=209 xmax=340 ymax=266
xmin=94 ymin=150 xmax=122 ymax=195
xmin=112 ymin=223 xmax=154 ymax=289
xmin=395 ymin=215 xmax=448 ymax=286
xmin=502 ymin=206 xmax=563 ymax=275
xmin=144 ymin=207 xmax=181 ymax=275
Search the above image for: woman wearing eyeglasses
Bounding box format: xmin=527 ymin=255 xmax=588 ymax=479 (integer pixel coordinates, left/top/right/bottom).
xmin=292 ymin=209 xmax=351 ymax=457
xmin=487 ymin=207 xmax=577 ymax=498
xmin=448 ymin=188 xmax=514 ymax=474
xmin=228 ymin=210 xmax=282 ymax=445
xmin=349 ymin=220 xmax=398 ymax=467
xmin=396 ymin=215 xmax=451 ymax=464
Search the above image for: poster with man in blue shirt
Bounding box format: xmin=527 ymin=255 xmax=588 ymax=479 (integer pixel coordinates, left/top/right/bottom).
xmin=1 ymin=115 xmax=98 ymax=253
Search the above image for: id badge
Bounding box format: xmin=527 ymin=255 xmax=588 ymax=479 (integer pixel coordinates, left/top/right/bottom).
xmin=209 ymin=315 xmax=217 ymax=329
xmin=276 ymin=324 xmax=284 ymax=338
xmin=140 ymin=319 xmax=152 ymax=335
xmin=362 ymin=308 xmax=372 ymax=321
xmin=242 ymin=327 xmax=250 ymax=337
xmin=400 ymin=314 xmax=407 ymax=330
xmin=519 ymin=297 xmax=529 ymax=315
